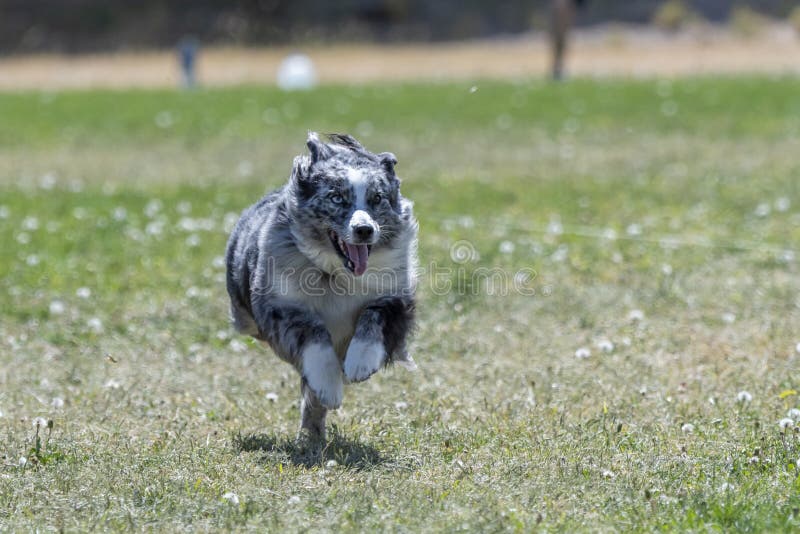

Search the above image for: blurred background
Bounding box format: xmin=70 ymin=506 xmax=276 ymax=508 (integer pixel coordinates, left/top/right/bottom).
xmin=2 ymin=0 xmax=800 ymax=88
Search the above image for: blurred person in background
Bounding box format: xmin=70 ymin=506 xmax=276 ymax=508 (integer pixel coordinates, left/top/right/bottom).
xmin=551 ymin=0 xmax=585 ymax=80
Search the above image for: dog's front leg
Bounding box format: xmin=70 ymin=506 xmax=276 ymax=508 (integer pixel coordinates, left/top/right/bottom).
xmin=344 ymin=296 xmax=415 ymax=383
xmin=254 ymin=302 xmax=344 ymax=412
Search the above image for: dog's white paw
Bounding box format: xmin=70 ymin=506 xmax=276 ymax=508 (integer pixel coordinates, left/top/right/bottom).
xmin=302 ymin=343 xmax=343 ymax=409
xmin=344 ymin=338 xmax=386 ymax=383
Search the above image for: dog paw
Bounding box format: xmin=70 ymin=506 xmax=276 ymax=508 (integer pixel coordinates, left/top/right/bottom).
xmin=344 ymin=338 xmax=386 ymax=383
xmin=302 ymin=343 xmax=344 ymax=409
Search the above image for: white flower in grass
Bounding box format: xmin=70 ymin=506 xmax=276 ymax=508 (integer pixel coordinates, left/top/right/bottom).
xmin=76 ymin=287 xmax=91 ymax=299
xmin=144 ymin=199 xmax=162 ymax=218
xmin=788 ymin=409 xmax=800 ymax=421
xmin=265 ymin=392 xmax=279 ymax=402
xmin=32 ymin=417 xmax=49 ymax=429
xmin=49 ymin=300 xmax=65 ymax=315
xmin=779 ymin=418 xmax=794 ymax=431
xmin=596 ymin=339 xmax=614 ymax=353
xmin=87 ymin=317 xmax=104 ymax=333
xmin=112 ymin=207 xmax=127 ymax=221
xmin=287 ymin=495 xmax=301 ymax=505
xmin=499 ymin=241 xmax=515 ymax=254
xmin=754 ymin=202 xmax=771 ymax=218
xmin=736 ymin=391 xmax=752 ymax=403
xmin=325 ymin=460 xmax=338 ymax=468
xmin=103 ymin=379 xmax=121 ymax=389
xmin=22 ymin=216 xmax=39 ymax=231
xmin=0 ymin=205 xmax=8 ymax=219
xmin=51 ymin=397 xmax=65 ymax=409
xmin=719 ymin=482 xmax=735 ymax=492
xmin=212 ymin=256 xmax=226 ymax=269
xmin=574 ymin=347 xmax=591 ymax=359
xmin=775 ymin=197 xmax=791 ymax=212
xmin=394 ymin=401 xmax=409 ymax=410
xmin=626 ymin=223 xmax=642 ymax=236
xmin=18 ymin=457 xmax=27 ymax=467
xmin=681 ymin=423 xmax=695 ymax=434
xmin=229 ymin=339 xmax=247 ymax=353
xmin=222 ymin=492 xmax=239 ymax=505
xmin=601 ymin=469 xmax=615 ymax=479
xmin=796 ymin=342 xmax=800 ymax=354
xmin=721 ymin=312 xmax=736 ymax=324
xmin=627 ymin=309 xmax=645 ymax=322
xmin=186 ymin=234 xmax=201 ymax=248
xmin=26 ymin=255 xmax=40 ymax=266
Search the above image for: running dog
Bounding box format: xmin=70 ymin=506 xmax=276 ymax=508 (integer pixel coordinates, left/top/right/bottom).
xmin=225 ymin=133 xmax=418 ymax=440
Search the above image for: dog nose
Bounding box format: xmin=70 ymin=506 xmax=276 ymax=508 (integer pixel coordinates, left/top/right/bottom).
xmin=353 ymin=224 xmax=374 ymax=240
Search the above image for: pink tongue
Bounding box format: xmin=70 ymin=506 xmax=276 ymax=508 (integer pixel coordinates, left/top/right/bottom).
xmin=345 ymin=243 xmax=369 ymax=276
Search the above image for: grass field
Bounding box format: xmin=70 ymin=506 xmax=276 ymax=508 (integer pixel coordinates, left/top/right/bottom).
xmin=1 ymin=78 xmax=800 ymax=531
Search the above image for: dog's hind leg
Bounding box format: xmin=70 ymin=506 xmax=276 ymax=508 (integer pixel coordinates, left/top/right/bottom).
xmin=299 ymin=378 xmax=328 ymax=441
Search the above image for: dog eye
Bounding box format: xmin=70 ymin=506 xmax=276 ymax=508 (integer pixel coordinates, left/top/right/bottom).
xmin=373 ymin=193 xmax=382 ymax=204
xmin=329 ymin=193 xmax=343 ymax=204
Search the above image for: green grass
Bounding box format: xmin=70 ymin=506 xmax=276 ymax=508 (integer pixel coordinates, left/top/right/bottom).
xmin=1 ymin=77 xmax=800 ymax=532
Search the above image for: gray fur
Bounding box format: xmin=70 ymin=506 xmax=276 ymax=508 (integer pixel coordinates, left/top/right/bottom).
xmin=225 ymin=132 xmax=418 ymax=440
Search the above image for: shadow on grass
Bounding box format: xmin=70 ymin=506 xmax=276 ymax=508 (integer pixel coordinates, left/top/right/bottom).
xmin=232 ymin=427 xmax=388 ymax=470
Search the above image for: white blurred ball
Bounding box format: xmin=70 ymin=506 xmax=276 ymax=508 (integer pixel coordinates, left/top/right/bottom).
xmin=277 ymin=54 xmax=317 ymax=91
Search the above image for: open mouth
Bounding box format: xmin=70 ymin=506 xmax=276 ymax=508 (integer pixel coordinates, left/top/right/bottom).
xmin=329 ymin=229 xmax=372 ymax=276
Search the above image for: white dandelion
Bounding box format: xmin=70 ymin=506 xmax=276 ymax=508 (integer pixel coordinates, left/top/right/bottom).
xmin=574 ymin=347 xmax=591 ymax=359
xmin=627 ymin=309 xmax=645 ymax=322
xmin=325 ymin=459 xmax=338 ymax=468
xmin=87 ymin=317 xmax=104 ymax=333
xmin=76 ymin=287 xmax=91 ymax=299
xmin=32 ymin=417 xmax=48 ymax=429
xmin=754 ymin=202 xmax=771 ymax=218
xmin=499 ymin=241 xmax=515 ymax=254
xmin=49 ymin=300 xmax=66 ymax=315
xmin=22 ymin=216 xmax=39 ymax=231
xmin=103 ymin=379 xmax=121 ymax=389
xmin=626 ymin=223 xmax=642 ymax=236
xmin=736 ymin=391 xmax=753 ymax=403
xmin=222 ymin=492 xmax=240 ymax=505
xmin=681 ymin=423 xmax=695 ymax=433
xmin=287 ymin=495 xmax=301 ymax=505
xmin=18 ymin=457 xmax=27 ymax=467
xmin=596 ymin=339 xmax=614 ymax=353
xmin=51 ymin=397 xmax=65 ymax=409
xmin=788 ymin=408 xmax=800 ymax=421
xmin=265 ymin=392 xmax=279 ymax=402
xmin=779 ymin=418 xmax=794 ymax=430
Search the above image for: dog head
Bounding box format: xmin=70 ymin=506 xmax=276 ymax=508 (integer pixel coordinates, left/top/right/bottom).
xmin=287 ymin=132 xmax=415 ymax=276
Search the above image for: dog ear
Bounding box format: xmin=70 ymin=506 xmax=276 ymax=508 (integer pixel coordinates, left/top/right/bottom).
xmin=378 ymin=152 xmax=398 ymax=175
xmin=290 ymin=155 xmax=317 ymax=199
xmin=307 ymin=131 xmax=334 ymax=164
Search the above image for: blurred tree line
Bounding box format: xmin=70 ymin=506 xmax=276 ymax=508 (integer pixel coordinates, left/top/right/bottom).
xmin=2 ymin=0 xmax=796 ymax=54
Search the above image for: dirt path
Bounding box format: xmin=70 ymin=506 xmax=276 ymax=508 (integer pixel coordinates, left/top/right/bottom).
xmin=1 ymin=25 xmax=798 ymax=90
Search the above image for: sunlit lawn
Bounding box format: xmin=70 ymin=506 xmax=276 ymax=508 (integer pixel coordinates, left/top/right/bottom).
xmin=1 ymin=78 xmax=800 ymax=531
